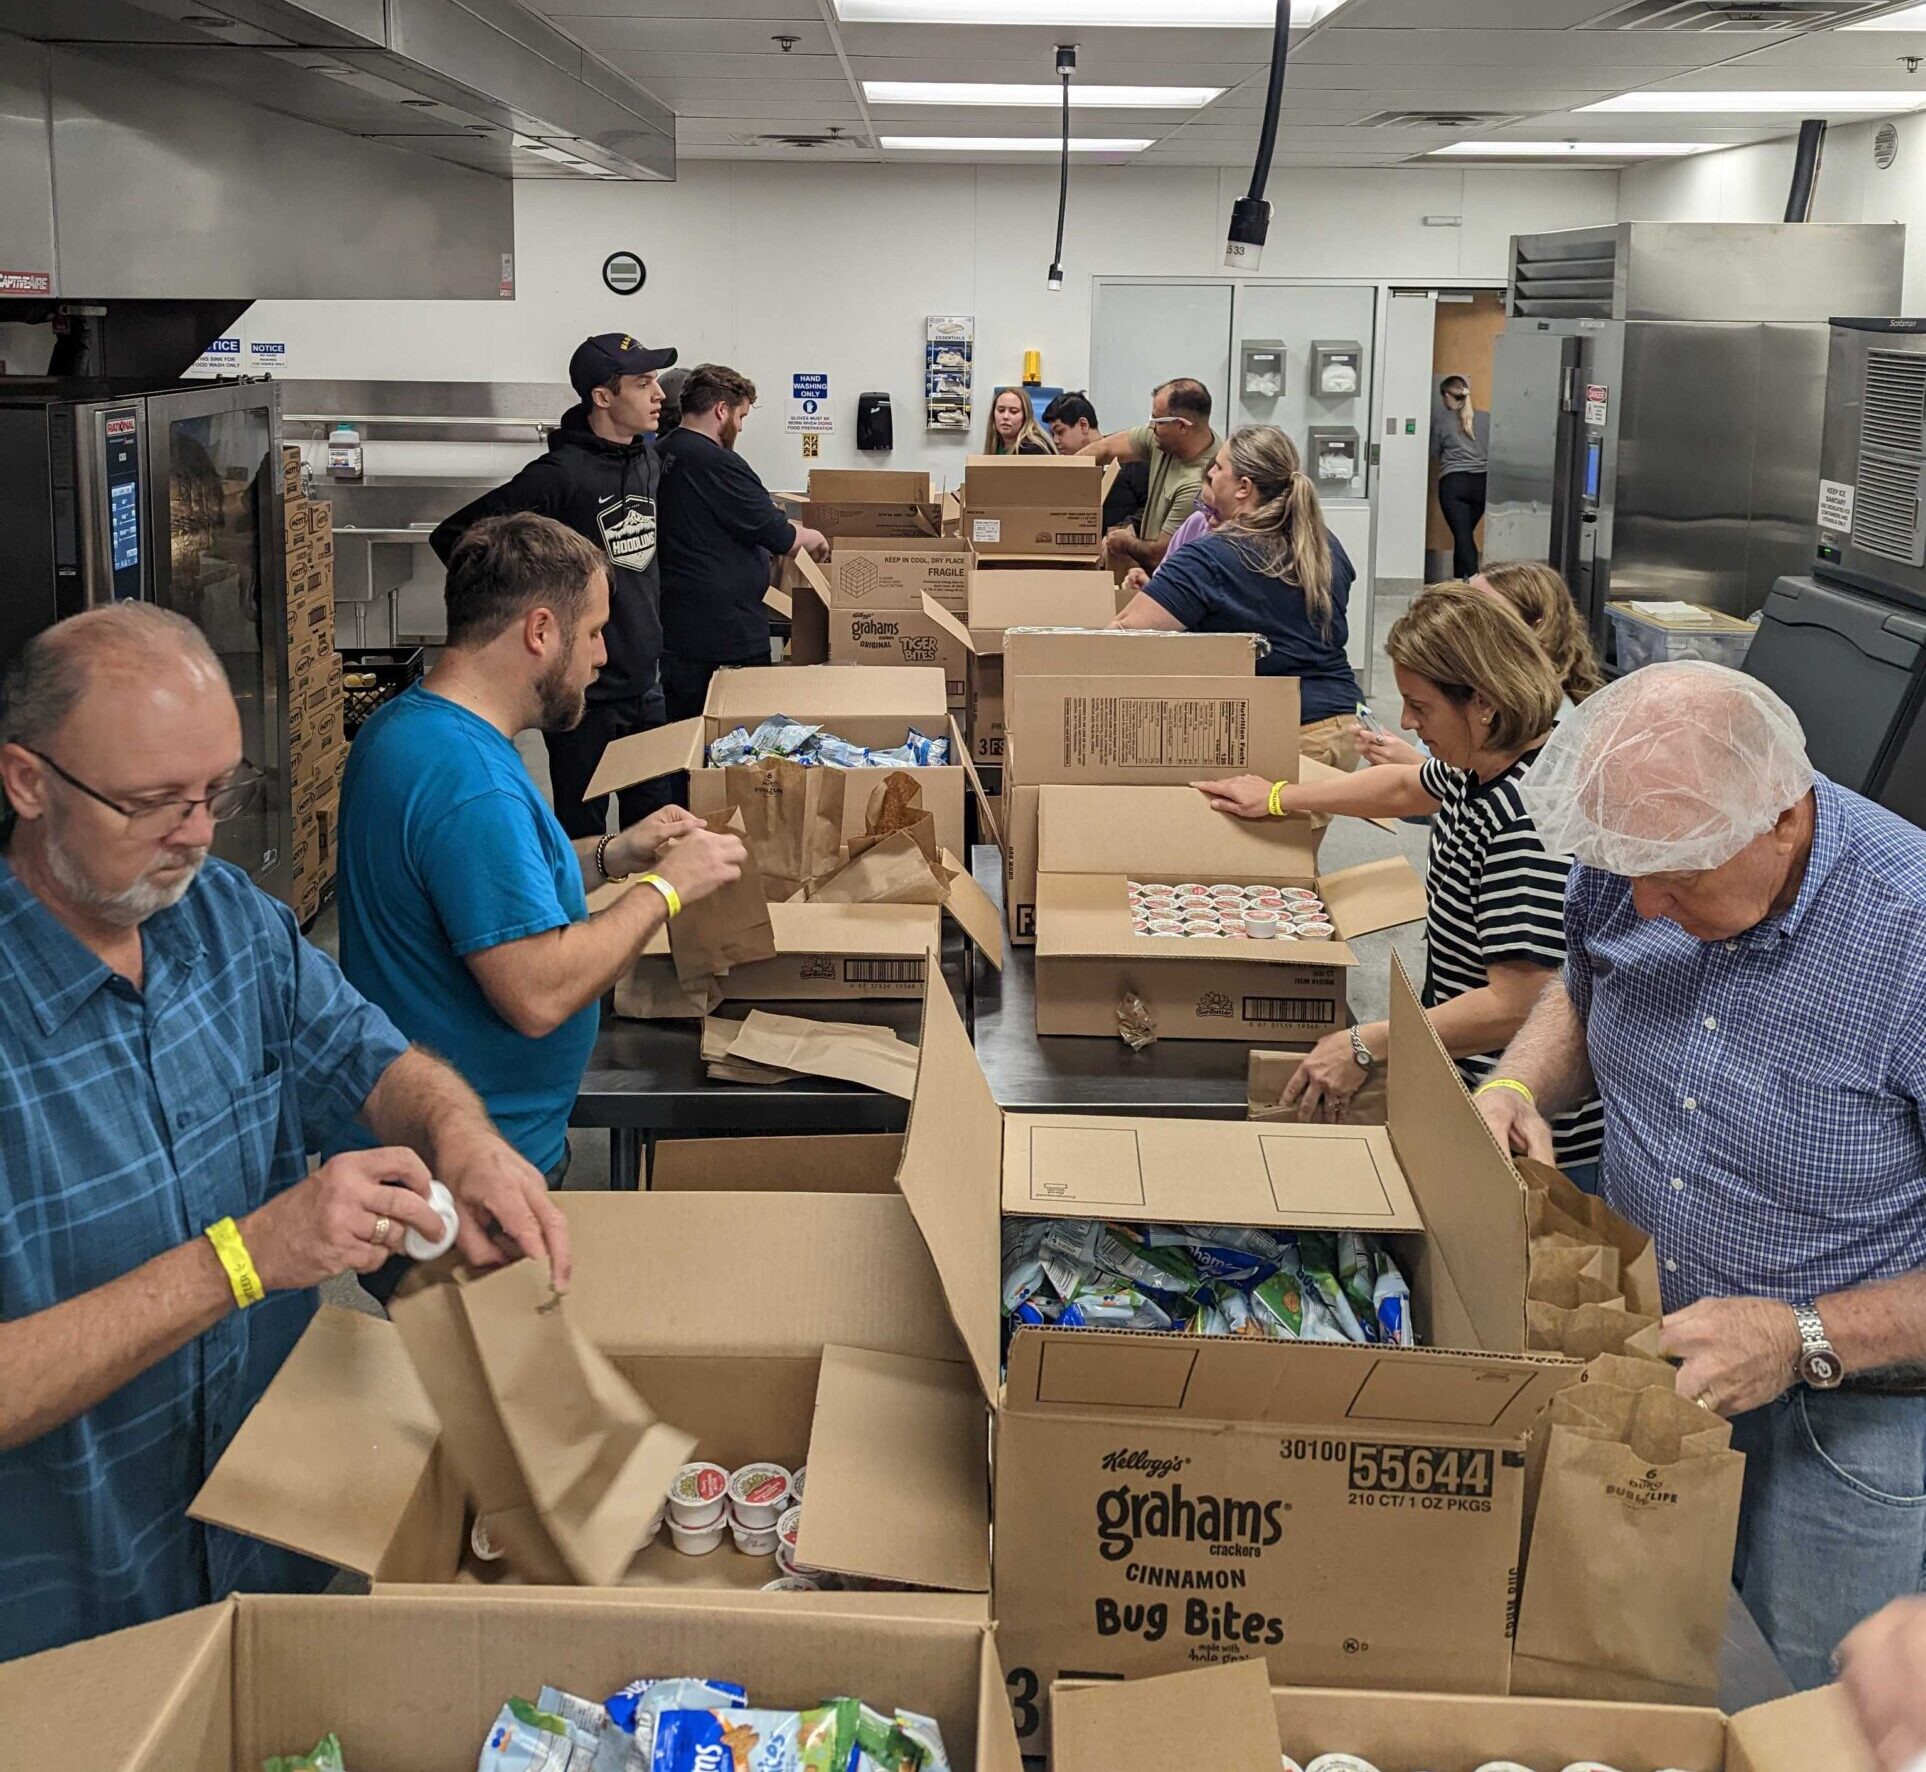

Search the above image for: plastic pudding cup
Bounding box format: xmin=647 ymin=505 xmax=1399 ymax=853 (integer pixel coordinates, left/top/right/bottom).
xmin=791 ymin=1463 xmax=807 ymax=1502
xmin=730 ymin=1517 xmax=780 ymax=1557
xmin=728 ymin=1462 xmax=794 ymax=1529
xmin=763 ymin=1575 xmax=820 ymax=1592
xmin=470 ymin=1515 xmax=507 ymax=1562
xmin=1244 ymin=912 xmax=1279 ymax=940
xmin=668 ymin=1462 xmax=730 ymax=1530
xmin=668 ymin=1514 xmax=727 ymax=1556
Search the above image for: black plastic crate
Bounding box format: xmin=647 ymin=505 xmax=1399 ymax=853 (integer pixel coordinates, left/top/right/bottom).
xmin=337 ymin=647 xmax=425 ymax=738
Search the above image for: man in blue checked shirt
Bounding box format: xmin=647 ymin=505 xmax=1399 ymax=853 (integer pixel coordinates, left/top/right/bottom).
xmin=0 ymin=603 xmax=572 ymax=1661
xmin=1475 ymin=662 xmax=1926 ymax=1691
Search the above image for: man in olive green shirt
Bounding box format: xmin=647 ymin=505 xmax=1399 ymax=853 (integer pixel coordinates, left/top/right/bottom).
xmin=1079 ymin=377 xmax=1219 ymax=573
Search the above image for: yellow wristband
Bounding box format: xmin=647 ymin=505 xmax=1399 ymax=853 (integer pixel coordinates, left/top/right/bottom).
xmin=204 ymin=1216 xmax=265 ymax=1310
xmin=1474 ymin=1077 xmax=1537 ymax=1110
xmin=1266 ymin=780 xmax=1288 ymax=818
xmin=639 ymin=872 xmax=682 ymax=919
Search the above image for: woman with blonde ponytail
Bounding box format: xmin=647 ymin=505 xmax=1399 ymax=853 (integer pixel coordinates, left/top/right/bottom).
xmin=1431 ymin=374 xmax=1491 ymax=578
xmin=1113 ymin=424 xmax=1364 ymax=766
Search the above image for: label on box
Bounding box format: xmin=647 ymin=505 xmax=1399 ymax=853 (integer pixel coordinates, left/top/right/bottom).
xmin=1063 ymin=696 xmax=1250 ymax=769
xmin=972 ymin=518 xmax=1002 ymax=543
xmin=1818 ymin=478 xmax=1855 ymax=534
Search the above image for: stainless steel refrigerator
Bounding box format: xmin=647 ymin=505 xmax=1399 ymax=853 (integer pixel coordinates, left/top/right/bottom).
xmin=1484 ymin=221 xmax=1904 ymax=651
xmin=0 ymin=378 xmax=292 ymax=902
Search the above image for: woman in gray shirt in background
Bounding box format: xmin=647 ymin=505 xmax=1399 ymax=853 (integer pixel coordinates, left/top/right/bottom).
xmin=1432 ymin=374 xmax=1491 ymax=578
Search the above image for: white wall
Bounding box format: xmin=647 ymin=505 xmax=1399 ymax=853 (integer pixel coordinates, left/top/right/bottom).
xmin=247 ymin=159 xmax=1615 ymax=492
xmin=1618 ymin=118 xmax=1926 ymax=306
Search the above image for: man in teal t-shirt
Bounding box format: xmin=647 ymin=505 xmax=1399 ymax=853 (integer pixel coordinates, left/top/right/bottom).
xmin=338 ymin=513 xmax=747 ymax=1190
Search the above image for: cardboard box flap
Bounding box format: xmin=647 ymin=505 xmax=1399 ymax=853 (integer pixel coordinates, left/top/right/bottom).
xmin=977 ymin=1634 xmax=1027 ymax=1772
xmin=586 ymin=716 xmax=704 ymax=800
xmin=920 ymin=591 xmax=978 ymax=656
xmin=796 ymin=1344 xmax=990 ymax=1593
xmin=0 ymin=1600 xmax=234 ymax=1772
xmin=651 ymin=1131 xmax=905 ymax=1194
xmin=895 ymin=970 xmax=1004 ymax=1404
xmin=1002 ymin=1113 xmax=1423 ymax=1233
xmin=710 ymin=662 xmax=950 ymax=725
xmin=940 ymin=847 xmax=1007 ymax=968
xmin=811 ymin=468 xmax=932 ymax=502
xmin=793 ymin=547 xmax=832 ymax=605
xmin=1037 ymin=783 xmax=1319 ymax=879
xmin=1005 ymin=1330 xmax=1573 ymax=1434
xmin=966 ymin=571 xmax=1117 ymax=647
xmin=965 ymin=454 xmax=1102 ymax=498
xmin=642 ymin=899 xmax=945 ymax=961
xmin=1053 ymin=1660 xmax=1283 ymax=1772
xmin=1003 ymin=628 xmax=1258 ymax=680
xmin=1319 ymin=856 xmax=1428 ymax=940
xmin=558 ymin=1192 xmax=963 ymax=1364
xmin=191 ymin=1306 xmax=443 ymax=1580
xmin=1727 ymin=1688 xmax=1874 ymax=1772
xmin=1386 ymin=957 xmax=1531 ymax=1354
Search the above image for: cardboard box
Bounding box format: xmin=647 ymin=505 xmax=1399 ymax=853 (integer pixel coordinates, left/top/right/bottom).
xmin=963 ymin=569 xmax=1118 ymax=766
xmin=585 ymin=664 xmax=981 ymax=860
xmin=880 ymin=968 xmax=1569 ymax=1747
xmin=827 ymin=596 xmax=975 ymax=711
xmin=1052 ymin=1660 xmax=1871 ymax=1772
xmin=0 ymin=1592 xmax=1022 ymax=1772
xmin=803 ymin=470 xmax=943 ymax=540
xmin=193 ymin=1186 xmax=993 ymax=1600
xmin=832 ymin=537 xmax=972 ymax=615
xmin=961 ymin=455 xmax=1102 ymax=561
xmin=1032 ymin=783 xmax=1426 ymax=1041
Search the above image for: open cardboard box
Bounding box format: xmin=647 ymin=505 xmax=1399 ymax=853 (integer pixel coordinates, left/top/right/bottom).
xmin=1032 ymin=782 xmax=1426 ymax=1041
xmin=1 ymin=1592 xmax=1021 ymax=1772
xmin=786 ymin=552 xmax=975 ymax=711
xmin=962 ymin=568 xmax=1119 ymax=765
xmin=960 ymin=455 xmax=1102 ymax=561
xmin=830 ymin=535 xmax=972 ymax=615
xmin=800 ymin=468 xmax=943 ymax=540
xmin=1051 ymin=1658 xmax=1870 ymax=1772
xmin=191 ymin=1190 xmax=992 ymax=1602
xmin=585 ymin=663 xmax=980 ymax=859
xmin=880 ymin=965 xmax=1575 ymax=1748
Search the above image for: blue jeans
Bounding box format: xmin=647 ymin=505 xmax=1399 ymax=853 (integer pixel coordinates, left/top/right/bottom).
xmin=1728 ymin=1388 xmax=1926 ymax=1690
xmin=1559 ymin=1160 xmax=1600 ymax=1195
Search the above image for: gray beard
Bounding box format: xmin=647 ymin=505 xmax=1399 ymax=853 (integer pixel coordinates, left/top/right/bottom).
xmin=43 ymin=817 xmax=205 ymax=927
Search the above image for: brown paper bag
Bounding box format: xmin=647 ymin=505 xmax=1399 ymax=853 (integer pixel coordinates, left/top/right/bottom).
xmin=613 ymin=962 xmax=723 ymax=1021
xmin=1518 ymin=1157 xmax=1664 ymax=1318
xmin=721 ymin=1008 xmax=920 ymax=1098
xmin=1523 ymin=1358 xmax=1692 ymax=1528
xmin=1527 ymin=1240 xmax=1623 ymax=1308
xmin=1247 ymin=1048 xmax=1388 ymax=1127
xmin=668 ymin=807 xmax=778 ymax=985
xmin=390 ymin=1259 xmax=695 ymax=1587
xmin=1526 ymin=1296 xmax=1662 ymax=1359
xmin=1514 ymin=1383 xmax=1743 ymax=1704
xmin=811 ymin=824 xmax=950 ymax=906
xmin=723 ymin=757 xmax=846 ymax=902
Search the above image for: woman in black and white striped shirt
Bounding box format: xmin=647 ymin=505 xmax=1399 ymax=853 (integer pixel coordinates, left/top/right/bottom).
xmin=1195 ymin=583 xmax=1606 ymax=1180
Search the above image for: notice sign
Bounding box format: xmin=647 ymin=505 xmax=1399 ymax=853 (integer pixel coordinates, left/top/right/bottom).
xmin=247 ymin=340 xmax=293 ymax=376
xmin=1583 ymin=383 xmax=1609 ymax=428
xmin=1818 ymin=478 xmax=1855 ymax=535
xmin=789 ymin=372 xmax=832 ymax=434
xmin=186 ymin=336 xmax=242 ymax=379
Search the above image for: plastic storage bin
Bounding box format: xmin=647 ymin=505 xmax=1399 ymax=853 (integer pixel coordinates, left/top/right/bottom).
xmin=338 ymin=646 xmax=425 ymax=737
xmin=1607 ymin=602 xmax=1757 ymax=672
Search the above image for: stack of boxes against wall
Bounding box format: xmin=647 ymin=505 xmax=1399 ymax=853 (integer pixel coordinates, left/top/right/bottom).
xmin=280 ymin=445 xmax=345 ymax=923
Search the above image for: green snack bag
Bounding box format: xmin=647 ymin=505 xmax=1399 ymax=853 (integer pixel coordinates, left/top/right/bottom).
xmin=263 ymin=1736 xmax=346 ymax=1772
xmin=1250 ymin=1272 xmax=1303 ymax=1338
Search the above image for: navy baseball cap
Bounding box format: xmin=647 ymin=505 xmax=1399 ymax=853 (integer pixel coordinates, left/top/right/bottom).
xmin=569 ymin=333 xmax=678 ymax=399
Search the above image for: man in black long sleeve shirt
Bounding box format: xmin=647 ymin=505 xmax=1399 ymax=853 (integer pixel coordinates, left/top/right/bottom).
xmin=657 ymin=364 xmax=829 ymax=721
xmin=430 ymin=333 xmax=677 ymax=836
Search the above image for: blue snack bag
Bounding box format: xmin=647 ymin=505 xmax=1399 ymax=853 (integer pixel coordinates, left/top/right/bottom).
xmin=648 ymin=1705 xmax=854 ymax=1772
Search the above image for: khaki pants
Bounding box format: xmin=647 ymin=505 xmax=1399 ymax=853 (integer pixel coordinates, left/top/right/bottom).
xmin=1298 ymin=714 xmax=1360 ymax=773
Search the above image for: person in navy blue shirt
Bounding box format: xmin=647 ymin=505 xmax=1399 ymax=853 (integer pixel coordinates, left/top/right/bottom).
xmin=338 ymin=514 xmax=747 ymax=1201
xmin=0 ymin=602 xmax=562 ymax=1659
xmin=1113 ymin=423 xmax=1364 ymax=770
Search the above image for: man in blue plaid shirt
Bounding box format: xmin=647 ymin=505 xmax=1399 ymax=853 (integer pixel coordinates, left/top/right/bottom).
xmin=1477 ymin=662 xmax=1926 ymax=1691
xmin=0 ymin=604 xmax=573 ymax=1661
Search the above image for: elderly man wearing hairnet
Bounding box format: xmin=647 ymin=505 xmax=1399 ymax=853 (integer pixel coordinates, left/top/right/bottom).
xmin=1474 ymin=660 xmax=1926 ymax=1691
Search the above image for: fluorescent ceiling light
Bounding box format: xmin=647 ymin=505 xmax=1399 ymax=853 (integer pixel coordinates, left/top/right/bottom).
xmin=880 ymin=134 xmax=1154 ymax=151
xmin=1844 ymin=3 xmax=1926 ymax=26
xmin=1427 ymin=140 xmax=1714 ymax=159
xmin=837 ymin=0 xmax=1351 ymax=24
xmin=1583 ymin=90 xmax=1926 ymax=114
xmin=863 ymin=81 xmax=1222 ymax=107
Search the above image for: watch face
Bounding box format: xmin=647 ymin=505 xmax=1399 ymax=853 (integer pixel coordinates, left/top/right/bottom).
xmin=1800 ymin=1347 xmax=1844 ymax=1388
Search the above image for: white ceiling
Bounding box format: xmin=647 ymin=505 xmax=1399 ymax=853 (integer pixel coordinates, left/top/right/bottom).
xmin=532 ymin=0 xmax=1926 ymax=167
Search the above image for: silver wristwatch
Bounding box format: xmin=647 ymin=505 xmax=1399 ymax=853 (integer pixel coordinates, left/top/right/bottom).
xmin=1348 ymin=1027 xmax=1376 ymax=1071
xmin=1793 ymin=1303 xmax=1844 ymax=1390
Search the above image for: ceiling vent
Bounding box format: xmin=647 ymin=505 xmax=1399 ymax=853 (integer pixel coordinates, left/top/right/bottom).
xmin=748 ymin=131 xmax=863 ymax=150
xmin=1584 ymin=0 xmax=1894 ymax=27
xmin=1357 ymin=109 xmax=1523 ymax=129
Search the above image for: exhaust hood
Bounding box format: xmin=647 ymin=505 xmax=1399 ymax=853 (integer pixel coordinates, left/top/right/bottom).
xmin=4 ymin=0 xmax=675 ymax=183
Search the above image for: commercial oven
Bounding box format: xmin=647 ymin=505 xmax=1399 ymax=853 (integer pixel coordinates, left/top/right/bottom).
xmin=0 ymin=377 xmax=292 ymax=902
xmin=1484 ymin=222 xmax=1905 ymax=653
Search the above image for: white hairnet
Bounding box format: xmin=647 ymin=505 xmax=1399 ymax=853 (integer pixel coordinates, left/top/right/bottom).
xmin=1518 ymin=660 xmax=1815 ymax=876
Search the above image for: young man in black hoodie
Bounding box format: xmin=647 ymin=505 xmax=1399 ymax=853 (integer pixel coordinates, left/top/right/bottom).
xmin=657 ymin=363 xmax=829 ymax=722
xmin=431 ymin=334 xmax=677 ymax=837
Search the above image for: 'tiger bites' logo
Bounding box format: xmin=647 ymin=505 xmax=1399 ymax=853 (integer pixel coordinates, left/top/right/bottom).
xmin=596 ymin=496 xmax=657 ymax=572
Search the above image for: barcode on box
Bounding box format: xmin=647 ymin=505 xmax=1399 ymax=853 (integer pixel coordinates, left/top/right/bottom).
xmin=845 ymin=958 xmax=927 ymax=985
xmin=1242 ymin=996 xmax=1338 ymax=1026
xmin=1051 ymin=530 xmax=1098 ymax=547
